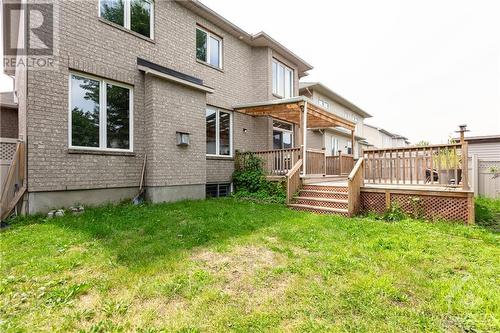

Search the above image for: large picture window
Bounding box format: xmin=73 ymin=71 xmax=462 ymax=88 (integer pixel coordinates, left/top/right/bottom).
xmin=196 ymin=27 xmax=223 ymax=68
xmin=69 ymin=73 xmax=133 ymax=151
xmin=99 ymin=0 xmax=153 ymax=38
xmin=272 ymin=59 xmax=293 ymax=98
xmin=206 ymin=107 xmax=232 ymax=156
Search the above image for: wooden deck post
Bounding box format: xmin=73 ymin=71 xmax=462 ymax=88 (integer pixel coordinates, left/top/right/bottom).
xmin=302 ymin=102 xmax=308 ymax=175
xmin=351 ymin=129 xmax=355 ymax=157
xmin=322 ymin=147 xmax=326 ymax=176
xmin=338 ymin=150 xmax=343 ymax=175
xmin=458 ymin=125 xmax=470 ymax=191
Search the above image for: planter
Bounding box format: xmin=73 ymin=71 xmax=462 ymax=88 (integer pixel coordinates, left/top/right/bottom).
xmin=439 ymin=169 xmax=462 ymax=185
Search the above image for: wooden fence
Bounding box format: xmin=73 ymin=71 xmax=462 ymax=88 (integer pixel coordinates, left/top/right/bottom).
xmin=363 ymin=143 xmax=469 ymax=189
xmin=1 ymin=141 xmax=26 ymax=221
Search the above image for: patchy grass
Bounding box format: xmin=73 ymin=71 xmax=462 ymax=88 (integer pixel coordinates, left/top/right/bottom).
xmin=1 ymin=199 xmax=499 ymax=332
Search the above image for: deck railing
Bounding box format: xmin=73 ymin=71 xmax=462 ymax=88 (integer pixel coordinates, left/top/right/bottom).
xmin=305 ymin=149 xmax=325 ymax=175
xmin=239 ymin=148 xmax=356 ymax=177
xmin=237 ymin=148 xmax=301 ymax=176
xmin=363 ymin=142 xmax=469 ymax=189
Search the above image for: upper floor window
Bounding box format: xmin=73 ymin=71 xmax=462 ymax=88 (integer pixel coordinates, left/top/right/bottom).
xmin=206 ymin=107 xmax=232 ymax=156
xmin=99 ymin=0 xmax=154 ymax=39
xmin=318 ymin=99 xmax=330 ymax=109
xmin=69 ymin=73 xmax=133 ymax=151
xmin=272 ymin=59 xmax=293 ymax=98
xmin=196 ymin=27 xmax=223 ymax=68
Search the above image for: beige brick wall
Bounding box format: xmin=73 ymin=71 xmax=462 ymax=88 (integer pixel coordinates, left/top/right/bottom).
xmin=145 ymin=76 xmax=206 ymax=187
xmin=25 ymin=0 xmax=304 ymax=195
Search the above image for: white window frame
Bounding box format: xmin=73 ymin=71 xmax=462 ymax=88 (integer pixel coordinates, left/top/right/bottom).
xmin=68 ymin=72 xmax=134 ymax=153
xmin=272 ymin=59 xmax=294 ymax=98
xmin=206 ymin=107 xmax=233 ymax=157
xmin=98 ymin=0 xmax=154 ymax=39
xmin=196 ymin=27 xmax=223 ymax=69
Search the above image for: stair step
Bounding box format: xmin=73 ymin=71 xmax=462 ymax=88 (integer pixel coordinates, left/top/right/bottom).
xmin=295 ymin=196 xmax=348 ymax=204
xmin=299 ymin=190 xmax=348 ymax=196
xmin=288 ymin=204 xmax=349 ymax=215
xmin=302 ymin=185 xmax=348 ymax=192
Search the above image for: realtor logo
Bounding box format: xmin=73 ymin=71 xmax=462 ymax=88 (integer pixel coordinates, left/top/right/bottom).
xmin=3 ymin=2 xmax=54 ymax=56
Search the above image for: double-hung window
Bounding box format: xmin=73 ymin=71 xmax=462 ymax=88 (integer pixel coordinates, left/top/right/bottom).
xmin=99 ymin=0 xmax=154 ymax=39
xmin=196 ymin=27 xmax=223 ymax=68
xmin=206 ymin=107 xmax=232 ymax=156
xmin=69 ymin=73 xmax=133 ymax=152
xmin=272 ymin=59 xmax=293 ymax=98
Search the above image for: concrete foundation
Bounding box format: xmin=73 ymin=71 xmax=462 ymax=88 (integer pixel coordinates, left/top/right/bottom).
xmin=145 ymin=184 xmax=205 ymax=203
xmin=27 ymin=187 xmax=139 ymax=214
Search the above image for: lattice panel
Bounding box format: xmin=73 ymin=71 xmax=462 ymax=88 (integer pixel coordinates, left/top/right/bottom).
xmin=299 ymin=190 xmax=348 ymax=200
xmin=391 ymin=194 xmax=469 ymax=221
xmin=0 ymin=142 xmax=16 ymax=160
xmin=302 ymin=185 xmax=348 ymax=192
xmin=295 ymin=199 xmax=348 ymax=210
xmin=360 ymin=191 xmax=470 ymax=222
xmin=360 ymin=192 xmax=386 ymax=214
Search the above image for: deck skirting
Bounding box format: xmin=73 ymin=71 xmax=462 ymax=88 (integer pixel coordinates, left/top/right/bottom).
xmin=360 ymin=187 xmax=474 ymax=223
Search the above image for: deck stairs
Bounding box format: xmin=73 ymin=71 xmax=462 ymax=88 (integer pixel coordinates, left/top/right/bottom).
xmin=288 ymin=179 xmax=350 ymax=216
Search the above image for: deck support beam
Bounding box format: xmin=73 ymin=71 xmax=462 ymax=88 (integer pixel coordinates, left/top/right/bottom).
xmin=302 ymin=102 xmax=308 ymax=175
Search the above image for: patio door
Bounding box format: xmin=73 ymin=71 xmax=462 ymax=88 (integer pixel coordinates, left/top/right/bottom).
xmin=272 ymin=120 xmax=294 ymax=173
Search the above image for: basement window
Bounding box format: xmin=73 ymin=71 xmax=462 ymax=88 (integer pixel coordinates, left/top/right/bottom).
xmin=206 ymin=183 xmax=231 ymax=198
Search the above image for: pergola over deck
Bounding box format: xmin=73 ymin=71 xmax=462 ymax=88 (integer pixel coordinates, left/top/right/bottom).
xmin=234 ymin=97 xmax=356 ymax=173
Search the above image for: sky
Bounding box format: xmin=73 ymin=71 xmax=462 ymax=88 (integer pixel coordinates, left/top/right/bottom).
xmin=1 ymin=0 xmax=499 ymax=143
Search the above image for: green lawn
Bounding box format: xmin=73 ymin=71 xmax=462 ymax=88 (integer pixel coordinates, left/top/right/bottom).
xmin=1 ymin=199 xmax=499 ymax=332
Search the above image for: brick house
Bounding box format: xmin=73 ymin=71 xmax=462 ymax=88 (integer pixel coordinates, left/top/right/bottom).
xmin=3 ymin=0 xmax=360 ymax=214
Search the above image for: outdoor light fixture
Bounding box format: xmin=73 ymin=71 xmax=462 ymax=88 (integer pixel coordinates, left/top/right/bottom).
xmin=176 ymin=132 xmax=190 ymax=146
xmin=243 ymin=128 xmax=248 ymax=133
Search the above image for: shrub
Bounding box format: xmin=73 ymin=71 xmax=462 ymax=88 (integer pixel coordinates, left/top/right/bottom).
xmin=232 ymin=153 xmax=286 ymax=204
xmin=379 ymin=203 xmax=407 ymax=222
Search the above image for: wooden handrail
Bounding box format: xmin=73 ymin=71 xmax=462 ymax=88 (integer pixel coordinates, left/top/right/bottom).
xmin=286 ymin=159 xmax=303 ymax=204
xmin=285 ymin=158 xmax=303 ymax=177
xmin=238 ymin=147 xmax=300 ymax=154
xmin=348 ymin=157 xmax=364 ymax=181
xmin=364 ymin=143 xmax=461 ymax=152
xmin=348 ymin=158 xmax=364 ymax=216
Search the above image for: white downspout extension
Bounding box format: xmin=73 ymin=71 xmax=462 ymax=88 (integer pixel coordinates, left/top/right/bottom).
xmin=302 ymin=101 xmax=308 ymax=175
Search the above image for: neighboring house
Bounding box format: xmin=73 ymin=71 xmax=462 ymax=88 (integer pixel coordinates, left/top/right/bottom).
xmin=363 ymin=124 xmax=410 ymax=149
xmin=4 ymin=0 xmax=328 ymax=213
xmin=0 ymin=91 xmax=18 ymax=139
xmin=299 ymin=82 xmax=372 ymax=158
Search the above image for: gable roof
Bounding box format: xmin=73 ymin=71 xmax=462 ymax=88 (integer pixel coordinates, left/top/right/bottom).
xmin=299 ymin=82 xmax=371 ymax=118
xmin=176 ymin=0 xmax=313 ymax=76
